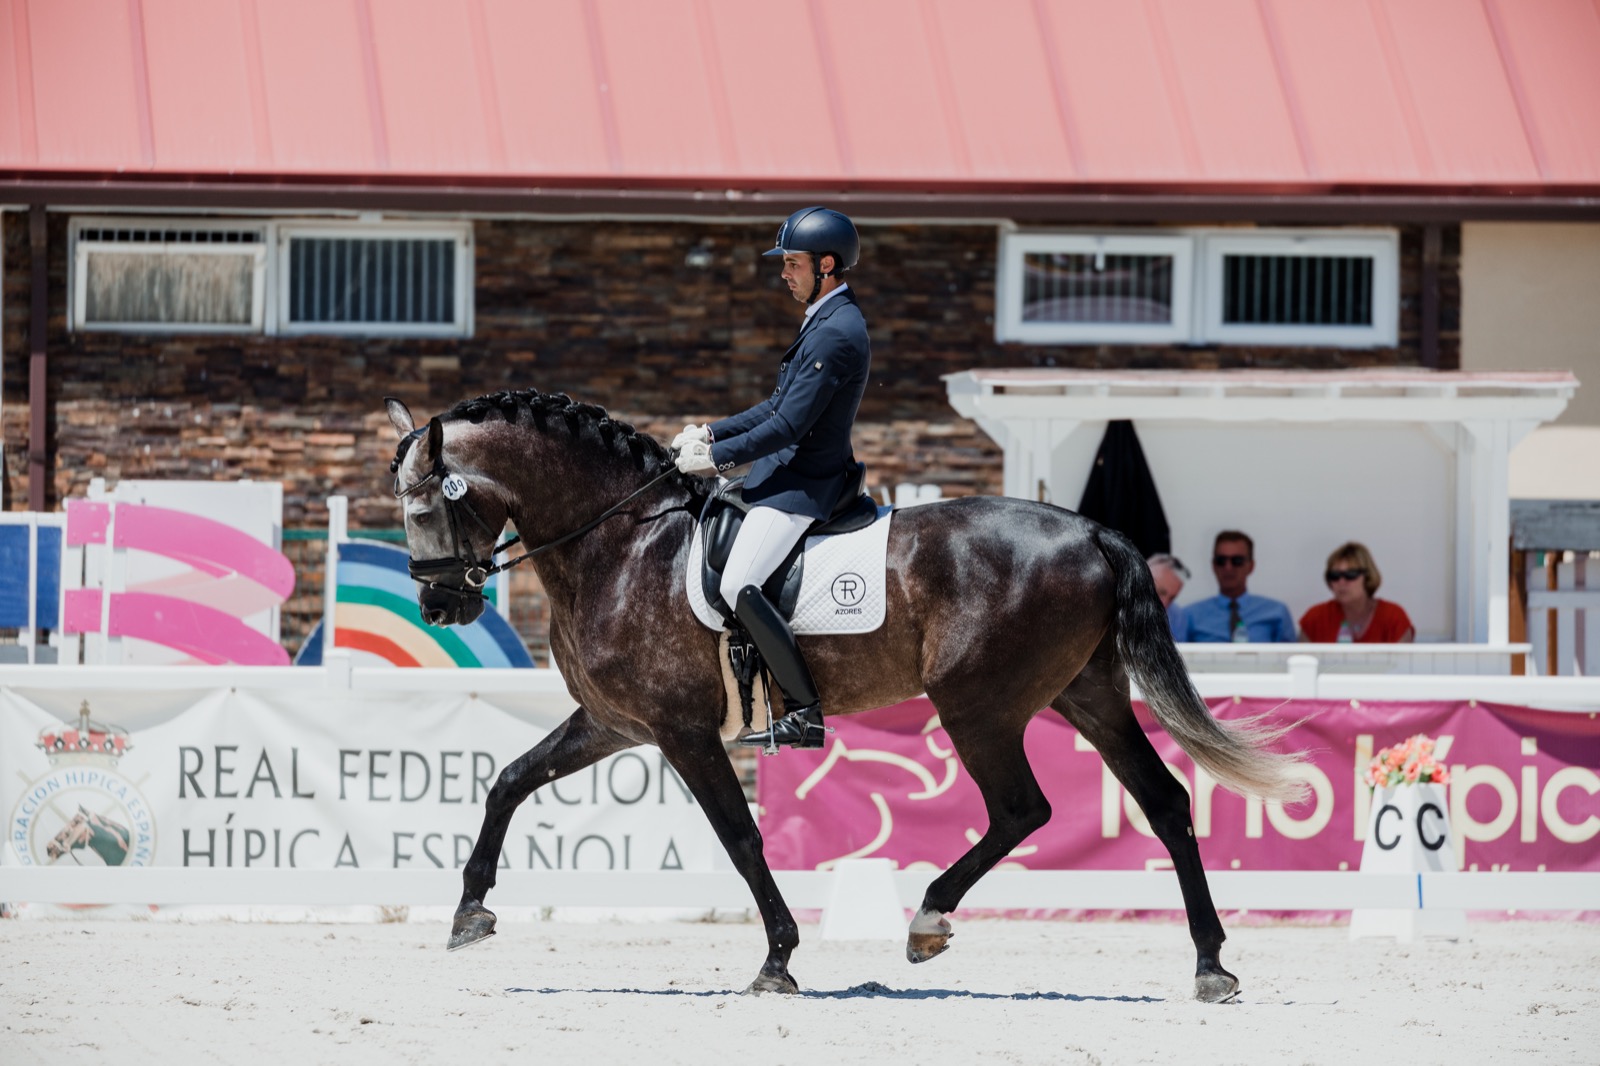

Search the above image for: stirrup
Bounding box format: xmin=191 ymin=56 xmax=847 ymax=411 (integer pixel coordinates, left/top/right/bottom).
xmin=739 ymin=705 xmax=829 ymax=755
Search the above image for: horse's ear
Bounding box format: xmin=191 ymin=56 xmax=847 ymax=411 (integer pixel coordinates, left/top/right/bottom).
xmin=424 ymin=416 xmax=445 ymax=465
xmin=385 ymin=397 xmax=416 ymax=439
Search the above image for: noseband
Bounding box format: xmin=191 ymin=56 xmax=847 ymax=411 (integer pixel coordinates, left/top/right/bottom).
xmin=392 ymin=431 xmax=678 ymax=607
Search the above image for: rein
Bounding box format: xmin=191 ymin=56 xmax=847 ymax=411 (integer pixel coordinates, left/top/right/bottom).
xmin=395 ymin=441 xmax=678 ymax=591
xmin=468 ymin=467 xmax=680 ymax=581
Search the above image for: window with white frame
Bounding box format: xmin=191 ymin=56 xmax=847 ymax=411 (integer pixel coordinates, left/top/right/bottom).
xmin=69 ymin=217 xmax=473 ymax=338
xmin=277 ymin=223 xmax=473 ymax=337
xmin=71 ymin=219 xmax=268 ymax=332
xmin=1199 ymin=231 xmax=1397 ymax=347
xmin=998 ymin=233 xmax=1193 ymax=345
xmin=997 ymin=228 xmax=1398 ymax=348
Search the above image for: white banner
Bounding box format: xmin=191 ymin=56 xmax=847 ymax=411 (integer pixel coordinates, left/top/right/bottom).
xmin=3 ymin=685 xmax=720 ymax=877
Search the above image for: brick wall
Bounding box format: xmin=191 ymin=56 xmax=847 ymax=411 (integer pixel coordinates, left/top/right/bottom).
xmin=1 ymin=212 xmax=1460 ymax=658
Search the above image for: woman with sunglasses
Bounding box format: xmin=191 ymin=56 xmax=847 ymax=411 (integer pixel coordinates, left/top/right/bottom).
xmin=1298 ymin=541 xmax=1415 ymax=643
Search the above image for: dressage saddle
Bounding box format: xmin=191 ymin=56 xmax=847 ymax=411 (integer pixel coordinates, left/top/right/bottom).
xmin=697 ymin=461 xmax=879 ymax=626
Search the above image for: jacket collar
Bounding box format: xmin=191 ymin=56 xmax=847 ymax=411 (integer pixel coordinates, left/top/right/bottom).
xmin=790 ymin=287 xmax=857 ymax=346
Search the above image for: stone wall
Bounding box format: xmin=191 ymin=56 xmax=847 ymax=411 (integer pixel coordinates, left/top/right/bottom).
xmin=1 ymin=212 xmax=1460 ymax=658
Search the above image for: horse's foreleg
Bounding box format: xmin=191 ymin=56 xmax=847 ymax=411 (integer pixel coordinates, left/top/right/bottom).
xmin=1055 ymin=685 xmax=1237 ymax=1003
xmin=653 ymin=729 xmax=800 ymax=995
xmin=910 ymin=719 xmax=1050 ymax=964
xmin=449 ymin=706 xmax=633 ymax=951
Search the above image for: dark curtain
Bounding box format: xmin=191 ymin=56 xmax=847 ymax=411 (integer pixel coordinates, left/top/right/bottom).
xmin=1076 ymin=420 xmax=1170 ymax=559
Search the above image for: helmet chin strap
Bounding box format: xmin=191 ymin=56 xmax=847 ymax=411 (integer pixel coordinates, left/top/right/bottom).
xmin=806 ymin=254 xmax=833 ymax=306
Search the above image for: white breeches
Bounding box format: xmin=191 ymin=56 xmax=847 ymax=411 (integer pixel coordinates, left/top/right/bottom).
xmin=719 ymin=506 xmax=814 ymax=609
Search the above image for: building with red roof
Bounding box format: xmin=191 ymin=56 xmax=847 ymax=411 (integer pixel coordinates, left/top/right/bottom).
xmin=2 ymin=0 xmax=1596 ymax=658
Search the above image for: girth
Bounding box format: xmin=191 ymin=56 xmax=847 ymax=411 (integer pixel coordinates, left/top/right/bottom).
xmin=698 ymin=461 xmax=879 ymax=625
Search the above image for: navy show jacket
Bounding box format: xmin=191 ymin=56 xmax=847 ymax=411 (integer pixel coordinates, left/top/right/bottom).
xmin=708 ymin=289 xmax=870 ymax=521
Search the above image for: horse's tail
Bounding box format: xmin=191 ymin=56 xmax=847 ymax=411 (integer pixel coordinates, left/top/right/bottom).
xmin=1094 ymin=527 xmax=1308 ymax=805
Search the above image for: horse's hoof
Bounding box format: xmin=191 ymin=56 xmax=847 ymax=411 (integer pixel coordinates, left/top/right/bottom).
xmin=1194 ymin=969 xmax=1240 ymax=1003
xmin=906 ymin=908 xmax=953 ymax=964
xmin=447 ymin=906 xmax=498 ymax=952
xmin=742 ymin=970 xmax=800 ymax=995
xmin=906 ymin=931 xmax=952 ymax=964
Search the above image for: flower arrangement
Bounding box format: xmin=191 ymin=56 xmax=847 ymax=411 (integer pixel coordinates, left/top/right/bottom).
xmin=1366 ymin=734 xmax=1450 ymax=788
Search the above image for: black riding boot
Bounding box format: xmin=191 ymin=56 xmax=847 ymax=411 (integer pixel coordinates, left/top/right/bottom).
xmin=733 ymin=586 xmax=827 ymax=752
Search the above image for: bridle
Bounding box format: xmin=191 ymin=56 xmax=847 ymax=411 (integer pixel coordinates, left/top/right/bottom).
xmin=392 ymin=429 xmax=677 ymax=607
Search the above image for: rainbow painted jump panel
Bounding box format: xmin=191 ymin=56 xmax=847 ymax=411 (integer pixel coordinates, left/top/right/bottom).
xmin=295 ymin=541 xmax=531 ymax=669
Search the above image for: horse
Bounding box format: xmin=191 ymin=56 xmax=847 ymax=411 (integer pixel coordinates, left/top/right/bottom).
xmin=384 ymin=389 xmax=1307 ymax=1002
xmin=46 ymin=806 xmax=131 ymax=866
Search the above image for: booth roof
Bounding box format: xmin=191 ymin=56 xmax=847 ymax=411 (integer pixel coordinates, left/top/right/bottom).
xmin=2 ymin=0 xmax=1598 ymax=213
xmin=944 ymin=368 xmax=1579 ymax=423
xmin=948 ymin=368 xmax=1580 ymax=392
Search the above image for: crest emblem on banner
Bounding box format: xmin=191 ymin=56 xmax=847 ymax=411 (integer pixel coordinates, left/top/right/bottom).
xmin=8 ymin=702 xmax=155 ymax=867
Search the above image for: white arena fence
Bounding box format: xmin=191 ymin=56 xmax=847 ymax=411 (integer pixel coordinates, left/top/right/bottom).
xmin=6 ymin=866 xmax=1597 ymax=914
xmin=2 ymin=655 xmax=1597 ymax=916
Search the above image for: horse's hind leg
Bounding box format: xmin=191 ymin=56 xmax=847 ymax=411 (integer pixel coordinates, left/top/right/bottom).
xmin=1054 ymin=662 xmax=1237 ymax=1003
xmin=909 ymin=713 xmax=1051 ymax=964
xmin=449 ymin=706 xmax=633 ymax=951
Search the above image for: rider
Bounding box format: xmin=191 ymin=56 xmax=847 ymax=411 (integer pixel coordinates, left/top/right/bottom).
xmin=673 ymin=206 xmax=870 ymax=751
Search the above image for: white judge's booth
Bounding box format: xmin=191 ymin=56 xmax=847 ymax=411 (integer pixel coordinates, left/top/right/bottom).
xmin=945 ymin=368 xmax=1581 ymax=678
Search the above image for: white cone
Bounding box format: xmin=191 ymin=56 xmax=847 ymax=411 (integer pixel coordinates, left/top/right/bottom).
xmin=819 ymin=858 xmax=905 ymax=941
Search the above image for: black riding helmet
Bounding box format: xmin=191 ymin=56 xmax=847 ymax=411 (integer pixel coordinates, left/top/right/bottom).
xmin=762 ymin=206 xmax=859 ymax=304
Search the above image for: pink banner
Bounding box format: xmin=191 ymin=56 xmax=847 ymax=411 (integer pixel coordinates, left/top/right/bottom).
xmin=760 ymin=699 xmax=1600 ymax=876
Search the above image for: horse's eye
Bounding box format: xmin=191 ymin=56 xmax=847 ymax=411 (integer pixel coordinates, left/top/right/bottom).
xmin=413 ymin=511 xmax=433 ymax=527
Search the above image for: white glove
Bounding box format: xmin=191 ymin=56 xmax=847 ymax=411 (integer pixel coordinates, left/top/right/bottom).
xmin=674 ymin=439 xmax=718 ymax=476
xmin=670 ymin=423 xmax=711 ymax=452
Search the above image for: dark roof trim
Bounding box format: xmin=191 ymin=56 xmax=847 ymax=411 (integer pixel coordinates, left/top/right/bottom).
xmin=3 ymin=179 xmax=1598 ymax=224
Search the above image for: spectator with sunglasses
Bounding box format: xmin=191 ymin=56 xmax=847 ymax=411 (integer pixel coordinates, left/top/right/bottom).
xmin=1298 ymin=541 xmax=1415 ymax=643
xmin=1180 ymin=531 xmax=1295 ymax=643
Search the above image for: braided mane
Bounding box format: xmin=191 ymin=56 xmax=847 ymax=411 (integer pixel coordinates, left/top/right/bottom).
xmin=391 ymin=389 xmax=708 ymax=504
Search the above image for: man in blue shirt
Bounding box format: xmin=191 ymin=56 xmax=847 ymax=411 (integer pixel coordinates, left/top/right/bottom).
xmin=1180 ymin=531 xmax=1295 ymax=643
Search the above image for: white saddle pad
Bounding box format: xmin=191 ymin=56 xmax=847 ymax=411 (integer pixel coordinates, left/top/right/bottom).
xmin=686 ymin=506 xmax=894 ymax=636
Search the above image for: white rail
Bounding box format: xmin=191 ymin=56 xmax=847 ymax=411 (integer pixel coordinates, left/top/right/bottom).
xmin=0 ymin=654 xmax=1596 ymax=708
xmin=1 ymin=867 xmax=1594 ymax=912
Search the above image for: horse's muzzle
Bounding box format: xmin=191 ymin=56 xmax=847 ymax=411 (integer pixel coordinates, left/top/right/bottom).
xmin=419 ymin=585 xmax=486 ymax=627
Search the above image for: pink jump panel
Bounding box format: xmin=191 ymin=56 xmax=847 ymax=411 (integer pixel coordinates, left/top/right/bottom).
xmin=61 ymin=589 xmax=103 ymax=634
xmin=110 ymin=505 xmax=295 ymax=599
xmin=65 ymin=501 xmax=111 ymax=546
xmin=107 ymin=591 xmax=290 ymax=666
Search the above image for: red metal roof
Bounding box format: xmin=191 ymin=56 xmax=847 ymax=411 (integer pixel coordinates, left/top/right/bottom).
xmin=2 ymin=0 xmax=1597 ymax=195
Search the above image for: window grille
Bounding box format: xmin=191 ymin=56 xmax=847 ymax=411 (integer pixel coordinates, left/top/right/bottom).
xmin=278 ymin=225 xmax=472 ymax=337
xmin=1221 ymin=254 xmax=1373 ymax=326
xmin=1022 ymin=253 xmax=1175 ymax=325
xmin=1200 ymin=232 xmax=1397 ymax=347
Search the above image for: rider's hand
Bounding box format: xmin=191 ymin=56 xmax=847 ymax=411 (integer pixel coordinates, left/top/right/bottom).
xmin=674 ymin=440 xmax=718 ymax=476
xmin=670 ymin=424 xmax=711 ymax=452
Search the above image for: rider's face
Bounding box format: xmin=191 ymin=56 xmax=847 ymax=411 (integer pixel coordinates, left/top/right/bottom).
xmin=781 ymin=252 xmax=835 ymax=304
xmin=780 ymin=253 xmax=813 ymax=303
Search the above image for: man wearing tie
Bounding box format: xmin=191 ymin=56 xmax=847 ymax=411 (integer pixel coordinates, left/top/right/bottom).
xmin=672 ymin=207 xmax=870 ymax=750
xmin=1180 ymin=530 xmax=1296 ymax=643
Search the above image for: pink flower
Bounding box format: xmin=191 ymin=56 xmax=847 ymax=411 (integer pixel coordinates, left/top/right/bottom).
xmin=1404 ymin=762 xmax=1422 ymax=783
xmin=1431 ymin=766 xmax=1449 ymax=785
